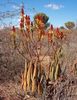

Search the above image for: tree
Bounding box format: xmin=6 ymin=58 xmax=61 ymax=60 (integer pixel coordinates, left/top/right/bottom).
xmin=65 ymin=21 xmax=75 ymax=30
xmin=34 ymin=13 xmax=49 ymax=28
xmin=60 ymin=26 xmax=65 ymax=29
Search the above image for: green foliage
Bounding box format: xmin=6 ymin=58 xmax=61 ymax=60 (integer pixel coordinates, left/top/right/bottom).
xmin=65 ymin=21 xmax=75 ymax=29
xmin=34 ymin=13 xmax=49 ymax=24
xmin=60 ymin=26 xmax=65 ymax=29
xmin=45 ymin=22 xmax=50 ymax=28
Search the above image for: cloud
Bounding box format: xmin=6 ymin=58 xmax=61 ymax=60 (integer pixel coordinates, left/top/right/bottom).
xmin=44 ymin=3 xmax=64 ymax=10
xmin=12 ymin=5 xmax=20 ymax=10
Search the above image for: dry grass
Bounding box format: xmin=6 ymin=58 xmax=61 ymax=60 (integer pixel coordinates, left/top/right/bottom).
xmin=0 ymin=28 xmax=77 ymax=99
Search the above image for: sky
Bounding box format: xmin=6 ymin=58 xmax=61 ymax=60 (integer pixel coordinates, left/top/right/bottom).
xmin=0 ymin=0 xmax=77 ymax=27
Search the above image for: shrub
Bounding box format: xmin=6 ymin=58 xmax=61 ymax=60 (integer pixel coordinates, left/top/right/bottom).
xmin=65 ymin=21 xmax=75 ymax=30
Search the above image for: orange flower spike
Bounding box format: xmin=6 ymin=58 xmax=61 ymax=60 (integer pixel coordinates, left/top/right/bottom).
xmin=11 ymin=26 xmax=16 ymax=37
xmin=50 ymin=24 xmax=54 ymax=36
xmin=12 ymin=26 xmax=16 ymax=33
xmin=36 ymin=15 xmax=40 ymax=20
xmin=27 ymin=21 xmax=30 ymax=26
xmin=38 ymin=16 xmax=41 ymax=21
xmin=24 ymin=15 xmax=27 ymax=25
xmin=20 ymin=18 xmax=24 ymax=23
xmin=25 ymin=15 xmax=28 ymax=20
xmin=56 ymin=28 xmax=64 ymax=39
xmin=56 ymin=27 xmax=60 ymax=38
xmin=25 ymin=15 xmax=30 ymax=26
xmin=50 ymin=24 xmax=53 ymax=30
xmin=35 ymin=16 xmax=39 ymax=24
xmin=31 ymin=21 xmax=33 ymax=26
xmin=11 ymin=26 xmax=16 ymax=48
xmin=20 ymin=22 xmax=24 ymax=32
xmin=39 ymin=16 xmax=43 ymax=24
xmin=60 ymin=32 xmax=64 ymax=39
xmin=35 ymin=15 xmax=42 ymax=25
xmin=20 ymin=22 xmax=24 ymax=28
xmin=20 ymin=17 xmax=24 ymax=27
xmin=56 ymin=28 xmax=59 ymax=33
xmin=27 ymin=16 xmax=30 ymax=20
xmin=21 ymin=7 xmax=24 ymax=16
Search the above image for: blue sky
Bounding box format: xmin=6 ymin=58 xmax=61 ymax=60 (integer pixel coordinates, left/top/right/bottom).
xmin=0 ymin=0 xmax=77 ymax=27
